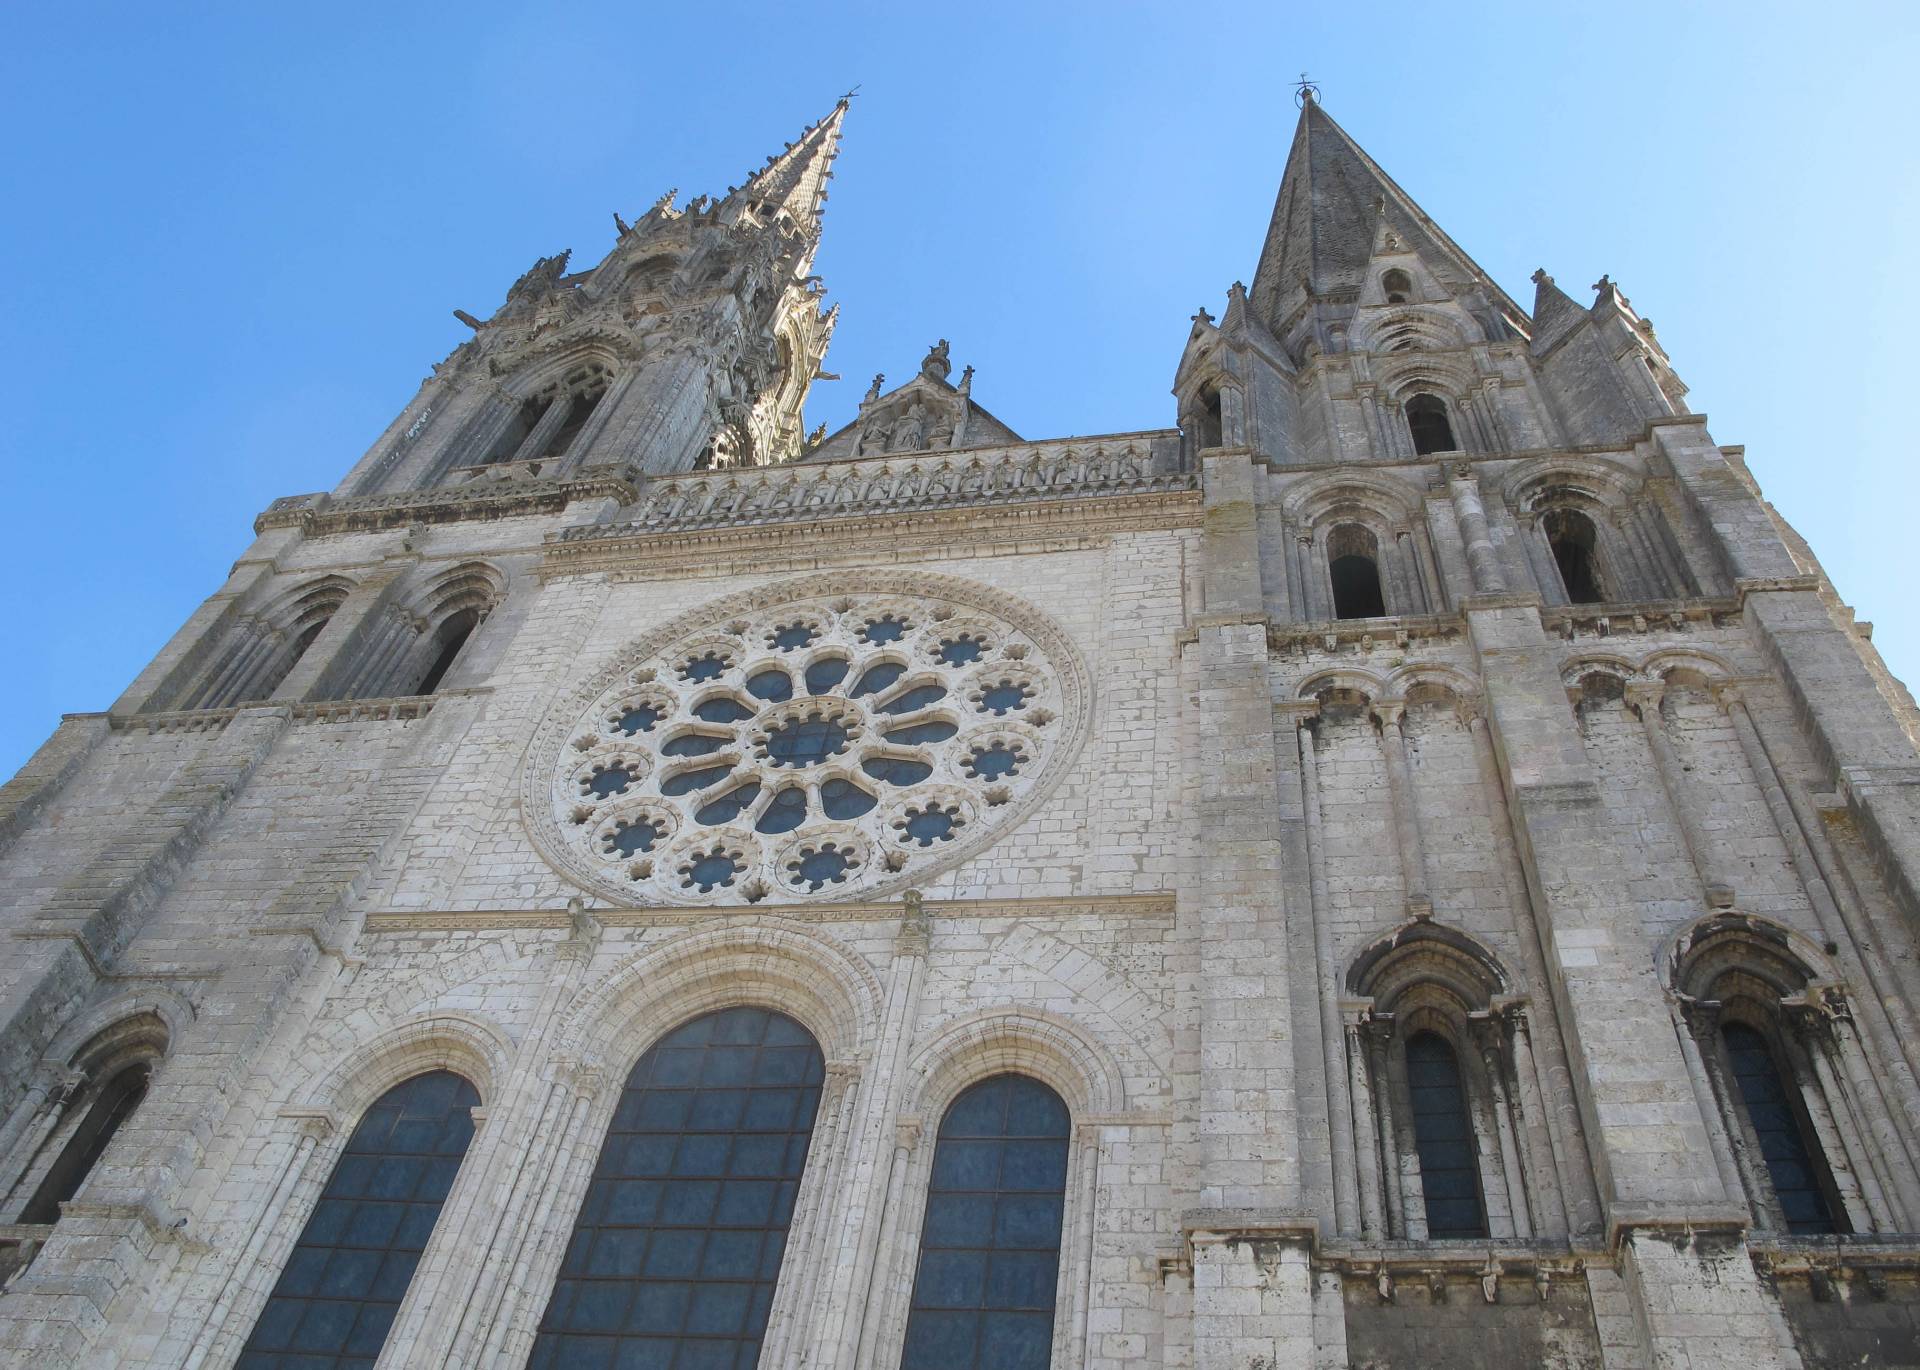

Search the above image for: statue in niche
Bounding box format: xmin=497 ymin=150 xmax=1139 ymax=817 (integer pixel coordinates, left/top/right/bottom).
xmin=920 ymin=340 xmax=951 ymax=383
xmin=929 ymin=419 xmax=955 ymax=449
xmin=890 ymin=400 xmax=929 ymax=452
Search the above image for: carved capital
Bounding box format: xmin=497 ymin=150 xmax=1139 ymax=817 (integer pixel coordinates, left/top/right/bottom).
xmin=895 ymin=1116 xmax=924 ymax=1153
xmin=1371 ymin=699 xmax=1407 ymax=730
xmin=1623 ymin=679 xmax=1665 ymax=715
xmin=1676 ymin=994 xmax=1723 ymax=1043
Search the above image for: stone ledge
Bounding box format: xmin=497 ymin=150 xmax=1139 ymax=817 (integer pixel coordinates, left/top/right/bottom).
xmin=254 ymin=466 xmax=637 ymax=536
xmin=360 ymin=891 xmax=1177 ymax=933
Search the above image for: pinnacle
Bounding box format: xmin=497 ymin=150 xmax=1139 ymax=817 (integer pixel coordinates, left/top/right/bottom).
xmin=732 ymin=98 xmax=849 ymax=237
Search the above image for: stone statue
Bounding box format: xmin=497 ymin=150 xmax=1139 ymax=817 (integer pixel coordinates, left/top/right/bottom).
xmin=929 ymin=419 xmax=955 ymax=449
xmin=920 ymin=339 xmax=951 ymax=383
xmin=855 ymin=415 xmax=892 ymax=457
xmin=891 ymin=400 xmax=929 ymax=452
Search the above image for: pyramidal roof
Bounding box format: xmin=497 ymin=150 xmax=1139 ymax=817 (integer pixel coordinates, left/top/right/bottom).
xmin=730 ymin=98 xmax=849 ymax=238
xmin=1249 ymin=99 xmax=1525 ymax=329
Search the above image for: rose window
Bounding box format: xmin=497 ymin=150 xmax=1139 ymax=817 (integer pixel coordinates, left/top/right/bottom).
xmin=530 ymin=580 xmax=1086 ymax=905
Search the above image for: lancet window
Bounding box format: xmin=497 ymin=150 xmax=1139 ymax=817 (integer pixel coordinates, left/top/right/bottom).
xmin=1670 ymin=915 xmax=1910 ymax=1236
xmin=901 ymin=1074 xmax=1072 ymax=1370
xmin=0 ymin=1014 xmax=169 ymax=1238
xmin=1404 ymin=393 xmax=1456 ymax=455
xmin=1345 ymin=925 xmax=1551 ymax=1242
xmin=529 ymin=1006 xmax=824 ymax=1369
xmin=1327 ymin=523 xmax=1388 ymax=620
xmin=239 ymin=1071 xmax=480 ymax=1367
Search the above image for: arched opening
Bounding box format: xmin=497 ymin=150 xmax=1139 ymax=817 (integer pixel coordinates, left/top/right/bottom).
xmin=241 ymin=1071 xmax=480 ymax=1365
xmin=414 ymin=609 xmax=479 ymax=695
xmin=1721 ymin=1022 xmax=1841 ymax=1235
xmin=532 ymin=1006 xmax=825 ymax=1367
xmin=901 ymin=1074 xmax=1071 ymax=1370
xmin=1327 ymin=524 xmax=1387 ymax=620
xmin=1405 ymin=1032 xmax=1487 ymax=1238
xmin=487 ymin=394 xmax=554 ymax=464
xmin=1543 ymin=507 xmax=1605 ymax=604
xmin=1381 ymin=268 xmax=1412 ymax=304
xmin=1405 ymin=394 xmax=1456 ymax=455
xmin=539 ymin=378 xmax=608 ymax=461
xmin=1192 ymin=383 xmax=1223 ymax=451
xmin=17 ymin=1064 xmax=151 ymax=1225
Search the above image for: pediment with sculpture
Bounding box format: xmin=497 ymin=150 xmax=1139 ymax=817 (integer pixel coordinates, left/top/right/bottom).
xmin=805 ymin=340 xmax=1021 ymax=462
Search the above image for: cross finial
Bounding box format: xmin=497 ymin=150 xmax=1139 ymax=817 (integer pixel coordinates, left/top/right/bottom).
xmin=1294 ymin=73 xmax=1321 ymax=108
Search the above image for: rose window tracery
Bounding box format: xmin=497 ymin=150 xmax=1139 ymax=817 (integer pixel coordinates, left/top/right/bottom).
xmin=531 ymin=581 xmax=1086 ymax=905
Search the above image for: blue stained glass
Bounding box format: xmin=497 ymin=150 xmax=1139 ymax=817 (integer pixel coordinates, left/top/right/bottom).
xmin=1405 ymin=1033 xmax=1487 ymax=1238
xmin=616 ymin=704 xmax=663 ymax=735
xmin=902 ymin=1075 xmax=1070 ymax=1370
xmin=936 ymin=636 xmax=985 ymax=666
xmin=967 ymin=745 xmax=1021 ymax=781
xmin=820 ymin=778 xmax=877 ymax=820
xmin=754 ymin=787 xmax=808 ymax=835
xmin=683 ymin=653 xmax=728 ymax=683
xmin=240 ymin=1072 xmax=478 ymax=1369
xmin=683 ymin=852 xmax=740 ymax=892
xmin=606 ymin=821 xmax=668 ymax=851
xmin=790 ymin=847 xmax=852 ymax=891
xmin=804 ymin=656 xmax=850 ymax=695
xmin=851 ymin=662 xmax=904 ymax=698
xmin=663 ymin=732 xmax=731 ymax=758
xmin=763 ymin=716 xmax=849 ymax=768
xmin=862 ymin=615 xmax=909 ymax=642
xmin=978 ymin=682 xmax=1029 ymax=715
xmin=532 ymin=1008 xmax=824 ymax=1368
xmin=903 ymin=808 xmax=957 ymax=846
xmin=885 ymin=720 xmax=958 ymax=746
xmin=586 ymin=766 xmax=634 ymax=798
xmin=695 ymin=784 xmax=761 ymax=827
xmin=661 ymin=765 xmax=732 ymax=797
xmin=771 ymin=623 xmax=816 ymax=652
xmin=881 ymin=684 xmax=948 ymax=716
xmin=746 ymin=669 xmax=794 ymax=702
xmin=863 ymin=756 xmax=934 ymax=787
xmin=1724 ymin=1023 xmax=1839 ymax=1235
xmin=693 ymin=697 xmax=756 ymax=725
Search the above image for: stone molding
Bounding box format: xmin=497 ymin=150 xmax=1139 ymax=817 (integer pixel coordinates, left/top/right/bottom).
xmin=360 ymin=892 xmax=1176 ymax=933
xmin=254 ymin=466 xmax=638 ymax=536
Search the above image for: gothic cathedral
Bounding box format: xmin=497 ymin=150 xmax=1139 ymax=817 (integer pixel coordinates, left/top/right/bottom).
xmin=4 ymin=96 xmax=1920 ymax=1369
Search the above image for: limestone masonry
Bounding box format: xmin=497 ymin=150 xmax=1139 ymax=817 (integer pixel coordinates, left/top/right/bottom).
xmin=4 ymin=95 xmax=1919 ymax=1368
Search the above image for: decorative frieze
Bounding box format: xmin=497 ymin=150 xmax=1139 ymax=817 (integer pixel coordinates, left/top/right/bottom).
xmin=254 ymin=464 xmax=638 ymax=536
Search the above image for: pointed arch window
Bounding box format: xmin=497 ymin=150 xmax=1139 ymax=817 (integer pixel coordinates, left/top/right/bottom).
xmin=1542 ymin=507 xmax=1606 ymax=604
xmin=1404 ymin=1033 xmax=1487 ymax=1238
xmin=240 ymin=1070 xmax=479 ymax=1368
xmin=1721 ymin=1022 xmax=1839 ymax=1235
xmin=16 ymin=1065 xmax=151 ymax=1226
xmin=530 ymin=1006 xmax=825 ymax=1370
xmin=1405 ymin=394 xmax=1455 ymax=455
xmin=414 ymin=608 xmax=479 ymax=695
xmin=1327 ymin=524 xmax=1387 ymax=620
xmin=901 ymin=1074 xmax=1072 ymax=1370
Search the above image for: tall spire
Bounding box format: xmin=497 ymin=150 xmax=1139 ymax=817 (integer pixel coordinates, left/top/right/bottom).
xmin=1249 ymin=100 xmax=1524 ymax=331
xmin=729 ymin=97 xmax=849 ymax=239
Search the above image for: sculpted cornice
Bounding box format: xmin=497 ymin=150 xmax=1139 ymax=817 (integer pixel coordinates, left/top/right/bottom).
xmin=256 ymin=467 xmax=637 ymax=537
xmin=541 ymin=487 xmax=1201 ymax=583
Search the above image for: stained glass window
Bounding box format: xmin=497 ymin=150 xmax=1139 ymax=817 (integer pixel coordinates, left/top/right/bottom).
xmin=900 ymin=1075 xmax=1070 ymax=1370
xmin=237 ymin=1071 xmax=479 ymax=1370
xmin=530 ymin=1007 xmax=825 ymax=1370
xmin=1405 ymin=1032 xmax=1485 ymax=1238
xmin=1723 ymin=1022 xmax=1839 ymax=1234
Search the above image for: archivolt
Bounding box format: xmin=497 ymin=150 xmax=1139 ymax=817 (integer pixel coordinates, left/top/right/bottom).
xmin=903 ymin=1005 xmax=1126 ymax=1123
xmin=553 ymin=918 xmax=885 ymax=1071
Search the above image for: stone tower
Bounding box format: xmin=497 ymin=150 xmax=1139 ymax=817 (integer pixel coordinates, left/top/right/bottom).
xmin=3 ymin=93 xmax=1919 ymax=1369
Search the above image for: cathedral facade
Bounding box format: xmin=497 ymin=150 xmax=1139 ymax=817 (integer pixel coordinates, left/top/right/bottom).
xmin=3 ymin=95 xmax=1920 ymax=1368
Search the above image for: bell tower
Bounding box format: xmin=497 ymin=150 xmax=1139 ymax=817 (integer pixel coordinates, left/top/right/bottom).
xmin=339 ymin=100 xmax=847 ymax=496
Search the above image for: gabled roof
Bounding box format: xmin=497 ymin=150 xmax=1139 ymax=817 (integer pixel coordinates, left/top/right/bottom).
xmin=1249 ymin=100 xmax=1526 ymax=331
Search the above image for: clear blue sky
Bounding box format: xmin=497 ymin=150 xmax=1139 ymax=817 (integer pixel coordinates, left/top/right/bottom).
xmin=3 ymin=2 xmax=1916 ymax=778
